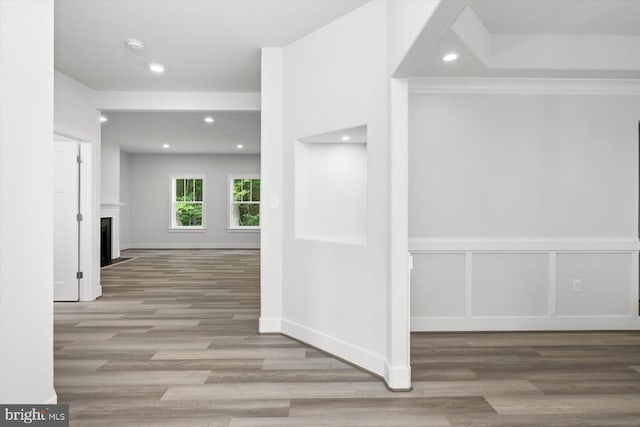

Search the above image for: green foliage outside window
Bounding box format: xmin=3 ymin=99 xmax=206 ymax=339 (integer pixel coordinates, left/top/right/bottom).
xmin=175 ymin=178 xmax=203 ymax=227
xmin=176 ymin=203 xmax=202 ymax=226
xmin=232 ymin=178 xmax=260 ymax=227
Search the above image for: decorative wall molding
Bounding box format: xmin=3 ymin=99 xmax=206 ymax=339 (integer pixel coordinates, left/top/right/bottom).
xmin=410 ymin=242 xmax=640 ymax=332
xmin=409 ymin=237 xmax=640 ymax=252
xmin=127 ymin=242 xmax=259 ymax=249
xmin=409 ymin=77 xmax=640 ymax=96
xmin=412 ymin=315 xmax=640 ymax=332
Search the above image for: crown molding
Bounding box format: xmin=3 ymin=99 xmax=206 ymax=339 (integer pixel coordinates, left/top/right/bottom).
xmin=409 ymin=77 xmax=640 ymax=95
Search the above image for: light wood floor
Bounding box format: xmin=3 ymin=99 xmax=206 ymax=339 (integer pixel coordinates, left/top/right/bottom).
xmin=55 ymin=249 xmax=640 ymax=426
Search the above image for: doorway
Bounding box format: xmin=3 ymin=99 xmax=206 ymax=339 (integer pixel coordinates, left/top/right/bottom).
xmin=53 ymin=134 xmax=91 ymax=301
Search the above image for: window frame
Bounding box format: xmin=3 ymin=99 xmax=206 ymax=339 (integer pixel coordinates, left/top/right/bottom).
xmin=228 ymin=174 xmax=261 ymax=231
xmin=170 ymin=174 xmax=206 ymax=231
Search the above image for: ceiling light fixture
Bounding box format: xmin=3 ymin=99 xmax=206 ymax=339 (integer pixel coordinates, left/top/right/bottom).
xmin=341 ymin=135 xmax=350 ymax=141
xmin=204 ymin=116 xmax=215 ymax=124
xmin=148 ymin=62 xmax=165 ymax=74
xmin=237 ymin=144 xmax=244 ymax=149
xmin=442 ymin=52 xmax=459 ymax=62
xmin=126 ymin=39 xmax=145 ymax=51
xmin=162 ymin=143 xmax=170 ymax=149
xmin=100 ymin=115 xmax=108 ymax=123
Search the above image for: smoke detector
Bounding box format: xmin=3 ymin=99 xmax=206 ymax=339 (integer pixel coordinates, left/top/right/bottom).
xmin=126 ymin=39 xmax=145 ymax=51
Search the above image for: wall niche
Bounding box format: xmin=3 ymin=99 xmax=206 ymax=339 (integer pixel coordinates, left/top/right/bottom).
xmin=295 ymin=125 xmax=367 ymax=246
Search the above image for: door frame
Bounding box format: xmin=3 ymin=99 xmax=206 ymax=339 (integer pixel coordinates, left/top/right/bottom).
xmin=54 ymin=127 xmax=99 ymax=301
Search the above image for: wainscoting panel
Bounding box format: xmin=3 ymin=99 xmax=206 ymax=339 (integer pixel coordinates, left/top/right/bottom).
xmin=411 ymin=253 xmax=465 ymax=317
xmin=472 ymin=253 xmax=549 ymax=317
xmin=410 ymin=238 xmax=640 ymax=331
xmin=556 ymin=253 xmax=633 ymax=317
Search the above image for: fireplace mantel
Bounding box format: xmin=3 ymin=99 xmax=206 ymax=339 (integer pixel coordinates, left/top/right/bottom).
xmin=100 ymin=203 xmax=124 ymax=260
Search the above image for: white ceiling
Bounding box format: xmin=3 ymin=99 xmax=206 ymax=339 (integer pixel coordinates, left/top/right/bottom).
xmin=471 ymin=0 xmax=640 ymax=35
xmin=412 ymin=0 xmax=640 ymax=79
xmin=55 ymin=0 xmax=367 ymax=92
xmin=101 ymin=111 xmax=260 ymax=154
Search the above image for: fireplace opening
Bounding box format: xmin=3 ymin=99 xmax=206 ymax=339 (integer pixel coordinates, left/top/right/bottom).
xmin=101 ymin=217 xmax=112 ymax=267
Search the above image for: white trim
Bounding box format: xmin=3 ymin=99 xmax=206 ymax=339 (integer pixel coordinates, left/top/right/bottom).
xmin=409 ymin=237 xmax=640 ymax=252
xmin=410 ymin=241 xmax=640 ymax=332
xmin=168 ymin=227 xmax=208 ymax=233
xmin=54 ymin=123 xmax=101 ymax=302
xmin=227 ymin=228 xmax=260 ymax=233
xmin=100 ymin=204 xmax=121 ymax=260
xmin=258 ymin=317 xmax=282 ymax=333
xmin=412 ymin=316 xmax=640 ymax=331
xmin=281 ymin=318 xmax=386 ymax=380
xmin=409 ymin=77 xmax=640 ymax=96
xmin=387 ymin=77 xmax=412 ymax=391
xmin=127 ymin=242 xmax=259 ymax=249
xmin=228 ymin=174 xmax=261 ymax=229
xmin=120 ymin=243 xmax=131 ymax=251
xmin=44 ymin=390 xmax=57 ymax=404
xmin=94 ymin=91 xmax=261 ymax=111
xmin=384 ymin=363 xmax=412 ymax=391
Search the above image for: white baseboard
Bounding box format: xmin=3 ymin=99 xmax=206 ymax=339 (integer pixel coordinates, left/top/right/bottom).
xmin=127 ymin=242 xmax=260 ymax=249
xmin=280 ymin=318 xmax=386 ymax=381
xmin=259 ymin=317 xmax=282 ymax=333
xmin=412 ymin=316 xmax=640 ymax=332
xmin=44 ymin=389 xmax=57 ymax=404
xmin=120 ymin=243 xmax=131 ymax=250
xmin=384 ymin=362 xmax=412 ymax=390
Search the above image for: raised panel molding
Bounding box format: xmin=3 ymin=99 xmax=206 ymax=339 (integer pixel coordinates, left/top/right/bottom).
xmin=409 ymin=237 xmax=640 ymax=252
xmin=409 ymin=77 xmax=640 ymax=96
xmin=409 ymin=238 xmax=640 ymax=332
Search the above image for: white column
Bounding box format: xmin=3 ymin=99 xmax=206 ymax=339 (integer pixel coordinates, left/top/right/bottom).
xmin=259 ymin=48 xmax=284 ymax=333
xmin=0 ymin=0 xmax=56 ymax=403
xmin=386 ymin=77 xmax=412 ymax=390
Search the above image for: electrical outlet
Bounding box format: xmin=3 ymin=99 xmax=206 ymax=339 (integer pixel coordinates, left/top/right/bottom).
xmin=572 ymin=279 xmax=582 ymax=293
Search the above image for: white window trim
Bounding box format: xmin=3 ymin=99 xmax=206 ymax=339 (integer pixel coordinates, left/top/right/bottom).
xmin=228 ymin=174 xmax=261 ymax=230
xmin=170 ymin=174 xmax=206 ymax=231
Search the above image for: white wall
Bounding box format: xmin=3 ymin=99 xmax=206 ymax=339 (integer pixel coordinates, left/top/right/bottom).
xmin=101 ymin=140 xmax=120 ymax=205
xmin=259 ymin=48 xmax=285 ymax=334
xmin=54 ymin=70 xmax=102 ymax=301
xmin=279 ymin=1 xmax=400 ymax=386
xmin=127 ymin=153 xmax=260 ymax=248
xmin=0 ymin=0 xmax=56 ymax=403
xmin=295 ymin=142 xmax=368 ymax=245
xmin=120 ymin=150 xmax=132 ymax=248
xmin=409 ymin=91 xmax=640 ymax=331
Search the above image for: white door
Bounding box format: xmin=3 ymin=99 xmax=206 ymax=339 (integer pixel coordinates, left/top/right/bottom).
xmin=54 ymin=139 xmax=80 ymax=301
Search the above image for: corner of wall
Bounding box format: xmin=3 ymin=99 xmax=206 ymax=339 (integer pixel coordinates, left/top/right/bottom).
xmin=258 ymin=317 xmax=282 ymax=334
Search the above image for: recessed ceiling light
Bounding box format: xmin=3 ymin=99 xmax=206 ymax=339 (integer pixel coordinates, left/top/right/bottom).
xmin=126 ymin=39 xmax=145 ymax=51
xmin=162 ymin=143 xmax=170 ymax=149
xmin=100 ymin=115 xmax=108 ymax=123
xmin=341 ymin=135 xmax=350 ymax=141
xmin=442 ymin=52 xmax=459 ymax=62
xmin=236 ymin=144 xmax=244 ymax=149
xmin=204 ymin=116 xmax=215 ymax=124
xmin=148 ymin=62 xmax=165 ymax=74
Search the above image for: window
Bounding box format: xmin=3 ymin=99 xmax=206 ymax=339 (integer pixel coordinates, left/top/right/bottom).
xmin=229 ymin=176 xmax=260 ymax=229
xmin=171 ymin=176 xmax=204 ymax=229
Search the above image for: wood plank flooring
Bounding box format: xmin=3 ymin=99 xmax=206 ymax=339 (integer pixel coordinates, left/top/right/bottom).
xmin=55 ymin=249 xmax=640 ymax=426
